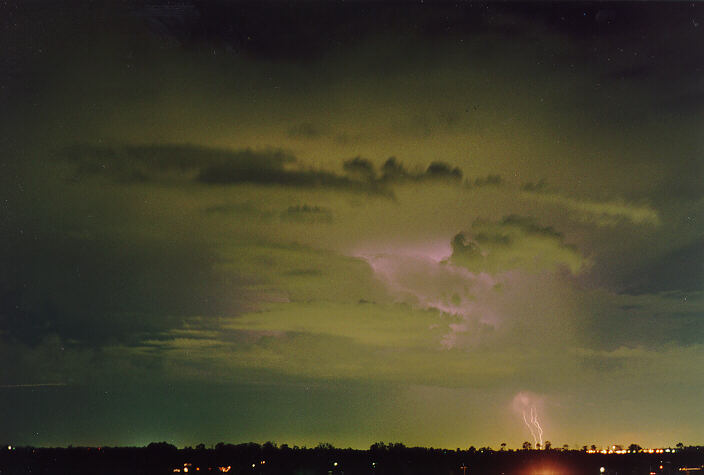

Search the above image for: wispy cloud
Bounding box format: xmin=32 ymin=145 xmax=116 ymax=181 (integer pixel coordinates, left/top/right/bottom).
xmin=522 ymin=189 xmax=660 ymax=226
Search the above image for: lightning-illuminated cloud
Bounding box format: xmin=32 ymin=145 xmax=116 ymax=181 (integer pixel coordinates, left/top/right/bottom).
xmin=450 ymin=216 xmax=589 ymax=275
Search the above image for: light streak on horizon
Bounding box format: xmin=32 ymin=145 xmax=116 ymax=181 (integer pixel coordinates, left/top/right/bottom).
xmin=523 ymin=407 xmax=544 ymax=448
xmin=531 ymin=407 xmax=544 ymax=448
xmin=523 ymin=410 xmax=538 ymax=447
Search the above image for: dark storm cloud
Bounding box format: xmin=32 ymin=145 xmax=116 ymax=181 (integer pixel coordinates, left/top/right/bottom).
xmin=280 ymin=205 xmax=333 ymax=225
xmin=558 ymin=4 xmax=704 ymax=128
xmin=133 ymin=1 xmax=364 ymax=61
xmin=377 ymin=157 xmax=467 ymax=184
xmin=311 ymin=154 xmax=470 ymax=186
xmin=343 ymin=157 xmax=376 ymax=181
xmin=61 ymin=144 xmax=294 ymax=183
xmin=0 ymin=233 xmax=248 ymax=347
xmin=575 ymin=290 xmax=704 ymax=352
xmin=376 ymin=157 xmax=503 ymax=188
xmin=286 ymin=122 xmax=326 ymax=139
xmin=380 ymin=157 xmax=406 ymax=181
xmin=130 ymin=2 xmax=498 ymax=62
xmin=197 ymin=159 xmax=355 ymax=189
xmin=134 ymin=2 xmax=702 ymax=62
xmin=623 ymin=237 xmax=704 ymax=295
xmin=424 ymin=162 xmax=463 ymax=181
xmin=60 ymin=144 xmax=388 ymax=194
xmin=507 ymin=3 xmax=704 ymax=67
xmin=61 ymin=144 xmax=488 ymax=194
xmin=129 ymin=0 xmax=704 ymax=93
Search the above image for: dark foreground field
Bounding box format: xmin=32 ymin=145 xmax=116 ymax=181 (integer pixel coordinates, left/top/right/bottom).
xmin=1 ymin=443 xmax=703 ymax=475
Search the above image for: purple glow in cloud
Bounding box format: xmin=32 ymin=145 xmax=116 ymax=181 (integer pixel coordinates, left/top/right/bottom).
xmin=353 ymin=241 xmax=501 ymax=348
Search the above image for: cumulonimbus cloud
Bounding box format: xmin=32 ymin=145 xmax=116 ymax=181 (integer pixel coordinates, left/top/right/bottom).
xmin=450 ymin=215 xmax=589 ymax=275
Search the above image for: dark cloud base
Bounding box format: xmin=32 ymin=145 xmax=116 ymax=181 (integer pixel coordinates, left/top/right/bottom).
xmin=59 ymin=143 xmax=507 ymax=194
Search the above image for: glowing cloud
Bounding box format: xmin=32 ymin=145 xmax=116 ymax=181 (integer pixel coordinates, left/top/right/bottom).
xmin=451 ymin=216 xmax=589 ymax=275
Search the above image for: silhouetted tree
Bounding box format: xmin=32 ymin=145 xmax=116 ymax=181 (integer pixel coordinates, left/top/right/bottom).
xmin=628 ymin=444 xmax=642 ymax=452
xmin=522 ymin=441 xmax=532 ymax=450
xmin=5 ymin=442 xmax=704 ymax=475
xmin=146 ymin=441 xmax=177 ymax=454
xmin=370 ymin=442 xmax=387 ymax=452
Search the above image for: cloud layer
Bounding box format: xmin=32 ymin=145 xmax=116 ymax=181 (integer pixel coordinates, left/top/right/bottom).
xmin=1 ymin=0 xmax=702 ymax=449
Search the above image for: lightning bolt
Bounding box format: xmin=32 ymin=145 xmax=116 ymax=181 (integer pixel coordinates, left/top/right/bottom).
xmin=530 ymin=407 xmax=544 ymax=449
xmin=522 ymin=407 xmax=544 ymax=449
xmin=523 ymin=410 xmax=538 ymax=447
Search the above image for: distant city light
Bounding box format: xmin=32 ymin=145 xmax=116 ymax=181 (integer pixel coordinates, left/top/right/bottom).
xmin=587 ymin=447 xmax=675 ymax=455
xmin=600 ymin=467 xmax=605 ymax=473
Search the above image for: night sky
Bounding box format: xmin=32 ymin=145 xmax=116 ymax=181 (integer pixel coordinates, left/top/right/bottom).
xmin=1 ymin=1 xmax=702 ymax=450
